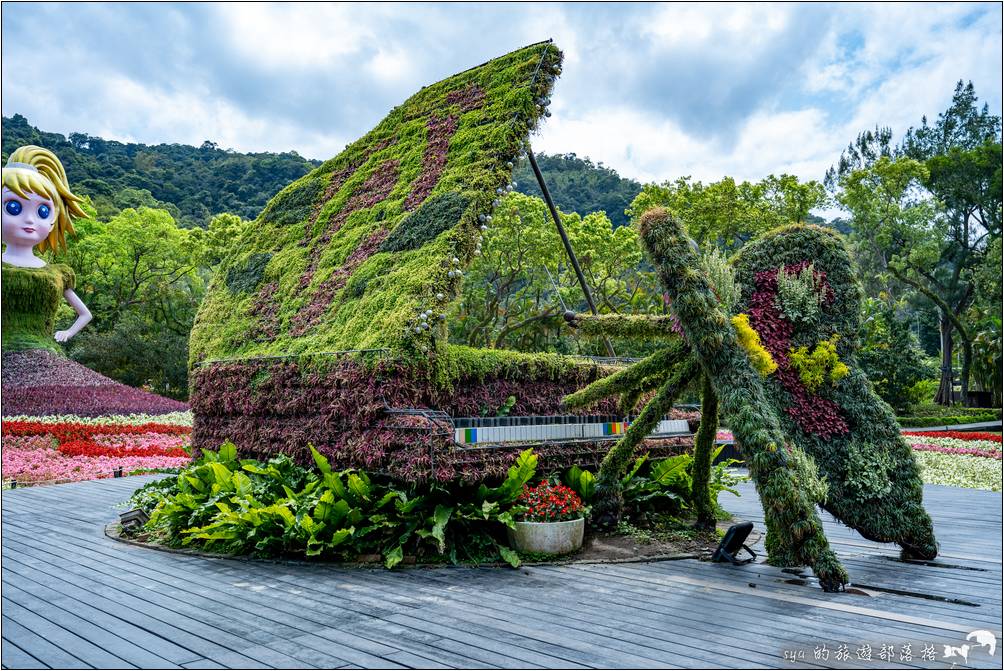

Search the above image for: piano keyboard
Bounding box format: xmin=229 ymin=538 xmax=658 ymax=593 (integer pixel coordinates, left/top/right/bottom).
xmin=451 ymin=415 xmax=690 ymax=446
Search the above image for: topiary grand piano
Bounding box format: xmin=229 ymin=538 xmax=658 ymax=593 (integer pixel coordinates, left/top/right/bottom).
xmin=189 ymin=41 xmax=696 ymax=484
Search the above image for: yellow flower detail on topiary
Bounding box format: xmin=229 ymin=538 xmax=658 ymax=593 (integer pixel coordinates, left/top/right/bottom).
xmin=789 ymin=334 xmax=849 ymax=392
xmin=731 ymin=313 xmax=778 ymax=377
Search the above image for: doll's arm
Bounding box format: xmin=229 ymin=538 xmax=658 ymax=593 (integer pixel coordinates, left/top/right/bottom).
xmin=55 ymin=289 xmax=92 ymax=342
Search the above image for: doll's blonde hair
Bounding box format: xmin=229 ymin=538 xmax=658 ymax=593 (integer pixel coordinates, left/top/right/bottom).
xmin=2 ymin=145 xmax=87 ymax=252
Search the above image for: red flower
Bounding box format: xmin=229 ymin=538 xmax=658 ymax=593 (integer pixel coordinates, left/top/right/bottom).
xmin=516 ymin=481 xmax=585 ymax=522
xmin=903 ymin=431 xmax=1001 ymax=443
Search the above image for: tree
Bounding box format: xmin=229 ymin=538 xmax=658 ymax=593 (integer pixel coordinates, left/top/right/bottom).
xmin=449 ymin=192 xmax=661 ymax=354
xmin=858 ymin=298 xmax=937 ymax=413
xmin=2 ymin=114 xmax=318 ymax=228
xmin=627 ymin=174 xmax=827 ymax=251
xmin=832 ymin=81 xmax=1002 ymax=405
xmin=512 ymin=153 xmax=642 ymax=228
xmin=50 ymin=206 xmax=208 ymax=398
xmin=824 ymin=126 xmax=895 ymax=189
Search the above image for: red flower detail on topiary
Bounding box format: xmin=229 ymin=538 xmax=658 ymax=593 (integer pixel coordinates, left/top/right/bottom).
xmin=405 ymin=114 xmax=459 ymax=211
xmin=445 ymin=84 xmax=486 ymax=112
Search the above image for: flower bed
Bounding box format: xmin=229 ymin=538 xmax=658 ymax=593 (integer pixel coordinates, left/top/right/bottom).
xmin=2 ymin=412 xmax=193 ymax=427
xmin=903 ymin=431 xmax=1001 ymax=443
xmin=911 ymin=451 xmax=1002 ymax=492
xmin=2 ymin=349 xmax=189 ymax=417
xmin=2 ymin=415 xmax=191 ymax=486
xmin=903 ymin=433 xmax=1002 ymax=490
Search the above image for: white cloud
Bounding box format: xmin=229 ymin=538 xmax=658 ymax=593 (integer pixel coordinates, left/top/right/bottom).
xmin=82 ymin=75 xmax=349 ymax=158
xmin=1 ymin=2 xmax=999 ymax=192
xmin=215 ymin=3 xmax=372 ymax=71
xmin=535 ymin=105 xmax=837 ymax=185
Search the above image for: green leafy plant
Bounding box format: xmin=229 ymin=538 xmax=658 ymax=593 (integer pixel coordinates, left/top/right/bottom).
xmin=495 ymin=395 xmax=517 ymax=417
xmin=134 ymin=443 xmax=539 ymax=568
xmin=775 ymin=263 xmax=825 ymax=325
xmin=562 ymin=465 xmax=596 ymax=502
xmin=732 ymin=314 xmax=777 ymax=377
xmin=563 ymin=448 xmax=744 ymax=524
xmin=788 ymin=335 xmax=849 ymax=393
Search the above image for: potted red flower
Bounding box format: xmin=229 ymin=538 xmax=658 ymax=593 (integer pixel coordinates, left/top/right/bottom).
xmin=508 ymin=481 xmax=587 ymax=554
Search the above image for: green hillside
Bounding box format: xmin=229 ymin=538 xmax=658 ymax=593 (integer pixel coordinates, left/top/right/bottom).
xmin=514 ymin=153 xmax=641 ymax=228
xmin=1 ymin=114 xmax=319 ymax=228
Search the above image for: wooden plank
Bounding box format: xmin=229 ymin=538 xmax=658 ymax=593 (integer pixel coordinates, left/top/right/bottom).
xmin=0 ymin=582 xmax=181 ymax=668
xmin=3 ymin=474 xmax=1001 ymax=671
xmin=0 ymin=554 xmax=277 ymax=667
xmin=0 ymin=598 xmax=133 ymax=669
xmin=0 ymin=537 xmax=310 ymax=669
xmin=1 ymin=569 xmax=204 ymax=664
xmin=1 ymin=617 xmax=86 ymax=669
xmin=0 ymin=639 xmax=47 ymax=670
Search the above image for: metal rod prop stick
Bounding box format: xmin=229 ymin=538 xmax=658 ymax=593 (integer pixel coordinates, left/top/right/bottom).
xmin=526 ymin=146 xmax=616 ymax=357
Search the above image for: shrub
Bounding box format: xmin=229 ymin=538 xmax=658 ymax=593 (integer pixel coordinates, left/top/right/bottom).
xmin=701 ymin=248 xmax=740 ymax=314
xmin=132 ymin=444 xmax=543 ymax=568
xmin=788 ymin=335 xmax=849 ymax=393
xmin=775 ymin=263 xmax=824 ymax=325
xmin=857 ymin=304 xmax=936 ymax=413
xmin=895 ymin=413 xmax=1001 ymax=428
xmin=563 ymin=448 xmax=745 ymax=523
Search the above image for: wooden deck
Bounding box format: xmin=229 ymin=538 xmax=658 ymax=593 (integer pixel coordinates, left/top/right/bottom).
xmin=1 ymin=475 xmax=1000 ymax=669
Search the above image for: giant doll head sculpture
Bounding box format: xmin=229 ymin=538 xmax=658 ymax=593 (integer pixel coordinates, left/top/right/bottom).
xmin=2 ymin=145 xmax=92 ymax=350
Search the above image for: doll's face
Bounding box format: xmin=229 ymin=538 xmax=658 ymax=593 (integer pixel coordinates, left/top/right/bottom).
xmin=2 ymin=187 xmax=55 ymax=248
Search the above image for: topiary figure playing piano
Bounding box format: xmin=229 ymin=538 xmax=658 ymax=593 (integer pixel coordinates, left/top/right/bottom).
xmin=562 ymin=208 xmax=938 ymax=591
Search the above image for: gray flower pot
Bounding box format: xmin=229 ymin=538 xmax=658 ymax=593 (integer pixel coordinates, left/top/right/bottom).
xmin=508 ymin=518 xmax=585 ymax=555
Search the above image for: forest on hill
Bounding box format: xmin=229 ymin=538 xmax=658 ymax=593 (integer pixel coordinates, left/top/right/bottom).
xmin=1 ymin=114 xmax=320 ymax=228
xmin=2 ymin=115 xmax=638 ymax=229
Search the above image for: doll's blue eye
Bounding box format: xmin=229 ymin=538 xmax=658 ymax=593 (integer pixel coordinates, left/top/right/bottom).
xmin=5 ymin=200 xmax=22 ymax=216
xmin=37 ymin=204 xmax=51 ymax=219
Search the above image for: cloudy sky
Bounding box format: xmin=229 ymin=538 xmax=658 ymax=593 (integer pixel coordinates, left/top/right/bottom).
xmin=2 ymin=2 xmax=1000 ymax=185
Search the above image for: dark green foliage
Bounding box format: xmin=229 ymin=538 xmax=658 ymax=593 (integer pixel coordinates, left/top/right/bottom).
xmin=68 ymin=313 xmax=190 ymax=400
xmin=591 ymin=358 xmax=700 ymax=529
xmin=379 ymin=192 xmax=471 ymax=253
xmin=225 ymin=253 xmax=273 ymax=294
xmin=896 ymin=411 xmax=1001 ymax=427
xmin=563 ymin=449 xmax=744 ymax=526
xmin=730 ymin=223 xmax=938 ymax=563
xmin=133 ymin=444 xmax=540 ymax=567
xmin=258 ymin=174 xmax=327 ymax=232
xmin=858 ymin=305 xmax=937 ymax=412
xmin=1 ymin=114 xmax=319 ymax=228
xmin=637 ymin=208 xmax=849 ymax=590
xmin=512 ymin=152 xmax=642 ymax=229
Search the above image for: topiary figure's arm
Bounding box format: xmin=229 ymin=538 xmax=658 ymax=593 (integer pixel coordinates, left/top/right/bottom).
xmin=565 ymin=313 xmax=681 ymax=339
xmin=592 ymin=357 xmax=702 ymax=529
xmin=637 ymin=207 xmax=848 ymax=592
xmin=563 ymin=341 xmax=688 ymax=411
